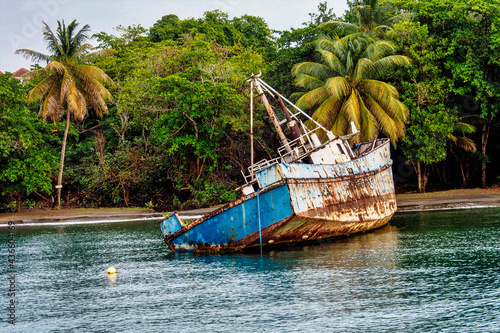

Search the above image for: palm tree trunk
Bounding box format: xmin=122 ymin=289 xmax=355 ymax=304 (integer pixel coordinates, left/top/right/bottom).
xmin=416 ymin=160 xmax=423 ymax=193
xmin=460 ymin=162 xmax=466 ymax=188
xmin=465 ymin=160 xmax=470 ymax=187
xmin=56 ymin=111 xmax=71 ymax=209
xmin=15 ymin=191 xmax=23 ymax=213
xmin=422 ymin=164 xmax=429 ymax=193
xmin=481 ymin=123 xmax=490 ymax=188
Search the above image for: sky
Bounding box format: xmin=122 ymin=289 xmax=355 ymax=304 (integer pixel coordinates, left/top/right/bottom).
xmin=0 ymin=0 xmax=348 ymax=73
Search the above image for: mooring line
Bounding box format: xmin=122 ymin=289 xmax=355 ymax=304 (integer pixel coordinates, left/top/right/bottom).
xmin=257 ymin=189 xmax=263 ymax=255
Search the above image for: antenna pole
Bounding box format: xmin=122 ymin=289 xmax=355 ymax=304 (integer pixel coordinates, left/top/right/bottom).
xmin=250 ymin=80 xmax=255 ymax=180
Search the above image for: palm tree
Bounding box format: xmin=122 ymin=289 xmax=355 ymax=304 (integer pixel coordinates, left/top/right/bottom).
xmin=319 ymin=0 xmax=412 ymax=37
xmin=292 ymin=34 xmax=411 ymax=144
xmin=448 ymin=117 xmax=478 ymax=188
xmin=448 ymin=120 xmax=477 ymax=152
xmin=16 ymin=20 xmax=115 ymax=209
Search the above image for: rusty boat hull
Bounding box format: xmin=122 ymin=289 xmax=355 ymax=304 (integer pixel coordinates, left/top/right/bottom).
xmin=160 ymin=138 xmax=397 ymax=253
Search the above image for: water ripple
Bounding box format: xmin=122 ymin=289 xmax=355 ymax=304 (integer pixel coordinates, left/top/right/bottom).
xmin=1 ymin=208 xmax=499 ymax=332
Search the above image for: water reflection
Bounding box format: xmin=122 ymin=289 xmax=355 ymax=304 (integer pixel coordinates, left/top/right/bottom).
xmin=1 ymin=209 xmax=499 ymax=333
xmin=107 ymin=273 xmax=117 ymax=284
xmin=266 ymin=224 xmax=400 ymax=268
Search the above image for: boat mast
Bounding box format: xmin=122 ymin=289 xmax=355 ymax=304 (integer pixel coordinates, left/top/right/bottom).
xmin=251 ymin=74 xmax=292 ymax=154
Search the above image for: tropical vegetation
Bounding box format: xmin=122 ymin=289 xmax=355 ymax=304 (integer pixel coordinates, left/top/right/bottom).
xmin=1 ymin=0 xmax=499 ymax=212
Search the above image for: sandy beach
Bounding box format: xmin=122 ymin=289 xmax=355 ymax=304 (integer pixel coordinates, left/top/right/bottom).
xmin=1 ymin=188 xmax=499 ymax=225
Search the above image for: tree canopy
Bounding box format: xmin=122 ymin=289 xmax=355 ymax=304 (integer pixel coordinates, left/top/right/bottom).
xmin=2 ymin=0 xmax=500 ymax=211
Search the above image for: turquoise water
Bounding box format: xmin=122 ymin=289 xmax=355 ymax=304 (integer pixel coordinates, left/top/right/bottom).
xmin=1 ymin=208 xmax=499 ymax=332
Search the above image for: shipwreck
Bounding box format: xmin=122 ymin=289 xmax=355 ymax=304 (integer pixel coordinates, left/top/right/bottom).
xmin=160 ymin=74 xmax=397 ymax=253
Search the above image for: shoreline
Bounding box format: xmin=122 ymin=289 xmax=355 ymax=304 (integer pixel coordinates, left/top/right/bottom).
xmin=1 ymin=188 xmax=499 ymax=226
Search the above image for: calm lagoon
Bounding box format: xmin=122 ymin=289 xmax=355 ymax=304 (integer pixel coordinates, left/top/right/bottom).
xmin=1 ymin=208 xmax=499 ymax=332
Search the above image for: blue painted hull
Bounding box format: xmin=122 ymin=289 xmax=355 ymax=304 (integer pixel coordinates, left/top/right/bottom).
xmin=165 ymin=184 xmax=294 ymax=252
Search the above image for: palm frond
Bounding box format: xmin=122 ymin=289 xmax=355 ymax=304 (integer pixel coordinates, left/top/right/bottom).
xmin=370 ymin=55 xmax=412 ymax=79
xmin=60 ymin=71 xmax=88 ymax=120
xmin=21 ymin=68 xmax=49 ymax=81
xmin=42 ymin=21 xmax=63 ymax=57
xmin=294 ymin=74 xmax=326 ymax=90
xmin=364 ymin=94 xmax=398 ymax=141
xmin=454 ymin=122 xmax=476 ymax=134
xmin=64 ymin=80 xmax=88 ymax=121
xmin=77 ymin=76 xmax=113 ymax=117
xmin=312 ymin=95 xmax=344 ymax=130
xmin=317 ymin=21 xmax=359 ymax=34
xmin=74 ymin=43 xmax=94 ymax=58
xmin=14 ymin=49 xmax=54 ymax=64
xmin=362 ymin=79 xmax=408 ymax=123
xmin=324 ymin=76 xmax=352 ymax=100
xmin=330 ymin=112 xmax=350 ymax=137
xmin=46 ymin=61 xmax=66 ymax=75
xmin=362 ymin=40 xmax=396 ymax=61
xmin=358 ymin=96 xmax=378 ymax=142
xmin=383 ymin=12 xmax=414 ymax=26
xmin=317 ymin=35 xmax=347 ymax=64
xmin=292 ymin=62 xmax=332 ymax=83
xmin=361 ymin=79 xmax=393 ymax=97
xmin=290 ymin=92 xmax=305 ymax=102
xmin=81 ymin=48 xmax=117 ymax=62
xmin=361 ymin=79 xmax=397 ymax=104
xmin=387 ymin=99 xmax=409 ymax=124
xmin=459 ymin=114 xmax=484 ymax=125
xmin=39 ymin=85 xmax=63 ymax=121
xmin=316 ymin=49 xmax=347 ymax=76
xmin=354 ymin=58 xmax=374 ymax=79
xmin=355 ymin=4 xmax=374 ymax=29
xmin=371 ymin=25 xmax=393 ymax=34
xmin=295 ymin=87 xmax=329 ymax=112
xmin=74 ymin=64 xmax=114 ymax=85
xmin=339 ymin=89 xmax=362 ymax=133
xmin=83 ymin=89 xmax=107 ymax=118
xmin=71 ymin=21 xmax=91 ymax=53
xmin=27 ymin=75 xmax=58 ymax=104
xmin=449 ymin=135 xmax=477 ymax=152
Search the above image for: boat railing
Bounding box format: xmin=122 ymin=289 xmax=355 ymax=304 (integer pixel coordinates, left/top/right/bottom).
xmin=277 ymin=124 xmax=329 ymax=161
xmin=248 ymin=157 xmax=282 ymax=174
xmin=238 ymin=75 xmax=360 ymax=189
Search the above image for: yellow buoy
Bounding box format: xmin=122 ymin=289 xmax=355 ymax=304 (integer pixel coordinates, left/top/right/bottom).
xmin=107 ymin=267 xmax=117 ymax=274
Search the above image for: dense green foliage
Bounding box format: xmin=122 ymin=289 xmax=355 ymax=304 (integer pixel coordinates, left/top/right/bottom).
xmin=390 ymin=0 xmax=500 ymax=191
xmin=1 ymin=1 xmax=499 ymax=211
xmin=0 ymin=74 xmax=57 ymax=211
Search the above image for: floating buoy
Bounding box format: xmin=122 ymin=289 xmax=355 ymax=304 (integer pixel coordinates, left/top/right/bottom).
xmin=107 ymin=267 xmax=117 ymax=274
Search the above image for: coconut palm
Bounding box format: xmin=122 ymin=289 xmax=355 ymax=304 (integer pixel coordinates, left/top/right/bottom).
xmin=448 ymin=117 xmax=478 ymax=188
xmin=16 ymin=20 xmax=115 ymax=209
xmin=292 ymin=34 xmax=411 ymax=144
xmin=448 ymin=120 xmax=477 ymax=152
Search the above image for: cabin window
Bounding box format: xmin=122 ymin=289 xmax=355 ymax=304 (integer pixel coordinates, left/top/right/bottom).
xmin=337 ymin=143 xmax=344 ymax=154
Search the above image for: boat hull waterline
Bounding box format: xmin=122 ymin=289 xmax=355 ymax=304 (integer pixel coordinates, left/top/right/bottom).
xmin=160 ymin=139 xmax=397 ymax=253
